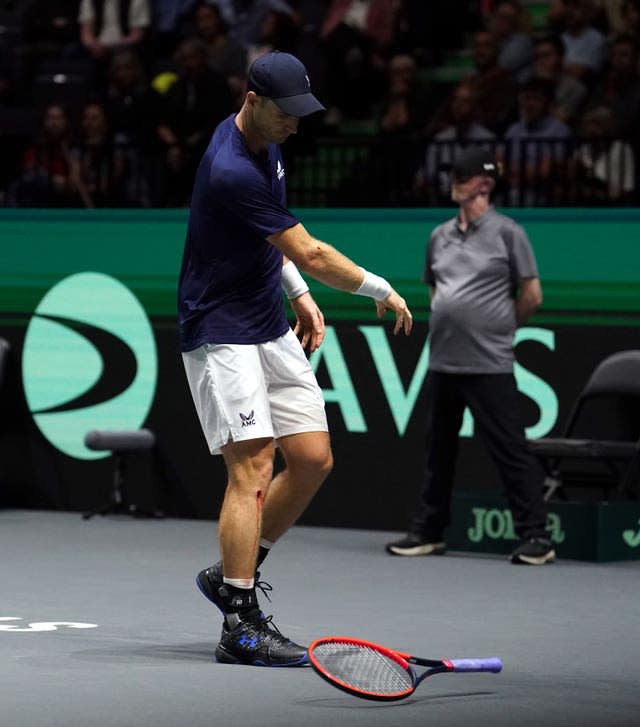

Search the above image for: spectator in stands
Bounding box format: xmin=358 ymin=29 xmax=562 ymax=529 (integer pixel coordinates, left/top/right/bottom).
xmin=545 ymin=0 xmax=567 ymax=33
xmin=0 ymin=34 xmax=16 ymax=104
xmin=1 ymin=30 xmax=34 ymax=197
xmin=488 ymin=0 xmax=534 ymax=84
xmin=570 ymin=105 xmax=636 ymax=205
xmin=618 ymin=0 xmax=640 ymax=38
xmin=464 ymin=30 xmax=519 ymax=134
xmin=155 ymin=38 xmax=234 ymax=206
xmin=370 ymin=52 xmax=433 ymax=204
xmin=105 ymin=48 xmax=157 ymax=138
xmin=548 ymin=0 xmax=626 ymax=35
xmin=5 ymin=103 xmax=76 ymax=207
xmin=78 ymin=0 xmax=151 ymax=83
xmin=104 ymin=49 xmax=156 ymax=205
xmin=149 ymin=0 xmax=198 ymax=58
xmin=502 ymin=76 xmax=573 ymax=205
xmin=394 ymin=0 xmax=482 ymax=68
xmin=191 ymin=1 xmax=247 ymax=92
xmin=587 ymin=34 xmax=640 ymax=142
xmin=377 ymin=53 xmax=431 ymax=137
xmin=415 ymin=80 xmax=496 ymax=206
xmin=531 ymin=34 xmax=587 ymax=125
xmin=246 ymin=8 xmax=298 ymax=68
xmin=214 ymin=0 xmax=298 ymax=50
xmin=69 ymin=100 xmax=122 ymax=207
xmin=286 ymin=0 xmax=328 ymax=93
xmin=596 ymin=0 xmax=627 ymax=35
xmin=21 ymin=1 xmax=81 ymax=85
xmin=560 ymin=0 xmax=607 ymax=86
xmin=320 ymin=0 xmax=401 ymax=123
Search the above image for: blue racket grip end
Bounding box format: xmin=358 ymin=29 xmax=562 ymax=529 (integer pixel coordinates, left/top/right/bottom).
xmin=449 ymin=657 xmax=503 ymax=673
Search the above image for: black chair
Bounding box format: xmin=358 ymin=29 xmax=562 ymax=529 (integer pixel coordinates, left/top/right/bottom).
xmin=529 ymin=350 xmax=640 ymax=501
xmin=83 ymin=428 xmax=162 ymax=519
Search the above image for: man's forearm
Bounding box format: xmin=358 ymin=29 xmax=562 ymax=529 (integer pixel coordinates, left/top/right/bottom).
xmin=515 ymin=297 xmax=539 ymax=326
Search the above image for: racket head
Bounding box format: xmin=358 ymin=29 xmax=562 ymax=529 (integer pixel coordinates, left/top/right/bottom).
xmin=307 ymin=636 xmax=420 ymax=701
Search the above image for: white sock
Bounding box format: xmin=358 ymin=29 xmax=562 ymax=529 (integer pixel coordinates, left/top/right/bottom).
xmin=223 ymin=577 xmax=254 ymax=589
xmin=260 ymin=538 xmax=275 ymax=550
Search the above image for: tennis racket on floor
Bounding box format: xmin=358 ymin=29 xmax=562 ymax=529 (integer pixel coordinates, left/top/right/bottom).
xmin=308 ymin=636 xmax=502 ymax=702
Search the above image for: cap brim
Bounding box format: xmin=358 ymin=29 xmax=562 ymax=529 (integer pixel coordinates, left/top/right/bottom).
xmin=272 ymin=93 xmax=325 ymax=117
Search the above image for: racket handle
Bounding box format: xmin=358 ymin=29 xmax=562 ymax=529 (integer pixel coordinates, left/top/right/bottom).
xmin=448 ymin=657 xmax=503 ymax=673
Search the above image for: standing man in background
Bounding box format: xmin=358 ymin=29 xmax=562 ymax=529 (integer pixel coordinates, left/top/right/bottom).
xmin=178 ymin=51 xmax=413 ymax=667
xmin=386 ymin=147 xmax=554 ymax=566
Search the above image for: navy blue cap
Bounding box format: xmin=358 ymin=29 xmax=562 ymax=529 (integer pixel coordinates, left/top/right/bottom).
xmin=247 ymin=51 xmax=325 ymax=117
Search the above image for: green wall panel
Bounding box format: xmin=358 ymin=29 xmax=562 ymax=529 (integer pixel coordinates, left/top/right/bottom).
xmin=1 ymin=209 xmax=639 ymax=321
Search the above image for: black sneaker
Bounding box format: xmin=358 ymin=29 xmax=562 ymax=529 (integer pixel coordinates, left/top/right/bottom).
xmin=510 ymin=537 xmax=556 ymax=565
xmin=215 ymin=610 xmax=308 ymax=667
xmin=385 ymin=533 xmax=446 ymax=556
xmin=196 ymin=562 xmax=271 ymax=615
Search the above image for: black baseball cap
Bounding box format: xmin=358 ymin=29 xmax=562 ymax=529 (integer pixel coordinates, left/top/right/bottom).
xmin=451 ymin=148 xmax=500 ymax=181
xmin=246 ymin=51 xmax=325 ymax=117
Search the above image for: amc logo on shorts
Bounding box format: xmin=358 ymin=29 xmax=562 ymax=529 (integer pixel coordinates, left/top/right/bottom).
xmin=21 ymin=272 xmax=158 ymax=460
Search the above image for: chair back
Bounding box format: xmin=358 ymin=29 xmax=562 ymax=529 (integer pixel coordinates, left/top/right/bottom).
xmin=563 ymin=351 xmax=640 ymax=442
xmin=582 ymin=350 xmax=640 ymax=398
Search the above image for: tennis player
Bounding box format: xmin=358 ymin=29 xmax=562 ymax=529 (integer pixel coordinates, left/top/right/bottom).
xmin=178 ymin=51 xmax=413 ymax=667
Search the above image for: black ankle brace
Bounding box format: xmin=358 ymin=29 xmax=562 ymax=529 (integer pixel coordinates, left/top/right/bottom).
xmin=217 ymin=583 xmax=258 ymax=613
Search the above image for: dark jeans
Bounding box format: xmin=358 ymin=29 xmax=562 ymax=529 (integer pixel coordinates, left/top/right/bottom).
xmin=410 ymin=370 xmax=547 ymax=541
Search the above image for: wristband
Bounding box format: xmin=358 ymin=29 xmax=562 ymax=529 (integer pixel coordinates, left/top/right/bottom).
xmin=281 ymin=261 xmax=309 ymax=300
xmin=354 ymin=267 xmax=392 ymax=301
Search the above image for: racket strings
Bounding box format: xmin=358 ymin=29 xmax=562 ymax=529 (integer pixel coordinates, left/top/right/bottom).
xmin=312 ymin=642 xmax=414 ymax=696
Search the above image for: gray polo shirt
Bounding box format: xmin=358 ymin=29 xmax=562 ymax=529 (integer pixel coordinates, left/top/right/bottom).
xmin=423 ymin=207 xmax=538 ymax=374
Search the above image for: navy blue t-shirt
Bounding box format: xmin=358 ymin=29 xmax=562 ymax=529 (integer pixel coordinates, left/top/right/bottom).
xmin=178 ymin=114 xmax=300 ymax=351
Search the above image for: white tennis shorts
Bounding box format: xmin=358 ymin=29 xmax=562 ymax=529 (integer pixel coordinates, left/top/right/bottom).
xmin=182 ymin=329 xmax=328 ymax=455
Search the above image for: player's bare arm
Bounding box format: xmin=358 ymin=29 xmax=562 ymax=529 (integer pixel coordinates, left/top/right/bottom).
xmin=281 ymin=255 xmax=325 ymax=352
xmin=269 ymin=224 xmax=413 ymax=335
xmin=289 ymin=293 xmax=325 ymax=352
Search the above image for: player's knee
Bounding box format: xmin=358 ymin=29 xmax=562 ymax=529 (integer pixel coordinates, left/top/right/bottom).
xmin=227 ymin=450 xmax=274 ymax=494
xmin=306 ymin=447 xmax=333 ymax=482
xmin=280 ymin=435 xmax=333 ymax=484
xmin=286 ymin=448 xmax=332 ymax=484
xmin=251 ymin=454 xmax=276 ymax=488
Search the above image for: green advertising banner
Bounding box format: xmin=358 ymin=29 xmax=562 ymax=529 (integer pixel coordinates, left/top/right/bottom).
xmin=1 ymin=208 xmax=639 ymax=320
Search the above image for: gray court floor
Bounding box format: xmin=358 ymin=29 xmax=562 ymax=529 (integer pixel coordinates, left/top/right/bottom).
xmin=2 ymin=509 xmax=639 ymax=727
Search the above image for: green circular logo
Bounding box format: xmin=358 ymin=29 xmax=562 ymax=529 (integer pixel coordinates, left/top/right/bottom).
xmin=22 ymin=272 xmax=158 ymax=460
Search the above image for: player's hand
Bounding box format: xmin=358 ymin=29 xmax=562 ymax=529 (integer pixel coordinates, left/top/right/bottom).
xmin=375 ymin=290 xmax=413 ymax=335
xmin=290 ymin=291 xmax=325 ymax=353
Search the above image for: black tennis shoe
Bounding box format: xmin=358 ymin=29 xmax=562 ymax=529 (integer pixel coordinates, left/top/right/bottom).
xmin=510 ymin=537 xmax=556 ymax=565
xmin=385 ymin=533 xmax=446 ymax=556
xmin=215 ymin=610 xmax=308 ymax=667
xmin=196 ymin=561 xmax=272 ymax=614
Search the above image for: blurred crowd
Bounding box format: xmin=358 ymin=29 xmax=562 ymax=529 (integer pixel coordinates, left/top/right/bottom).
xmin=0 ymin=0 xmax=639 ymax=208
